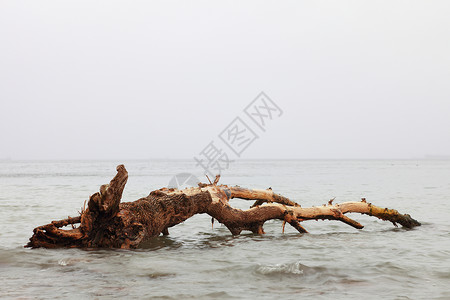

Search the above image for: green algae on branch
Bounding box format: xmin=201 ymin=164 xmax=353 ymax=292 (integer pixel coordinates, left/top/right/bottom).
xmin=26 ymin=165 xmax=421 ymax=249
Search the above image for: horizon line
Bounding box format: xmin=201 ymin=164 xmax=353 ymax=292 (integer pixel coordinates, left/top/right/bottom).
xmin=1 ymin=157 xmax=450 ymax=162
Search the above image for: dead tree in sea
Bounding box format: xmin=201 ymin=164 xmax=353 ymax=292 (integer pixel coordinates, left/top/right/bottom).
xmin=26 ymin=165 xmax=421 ymax=249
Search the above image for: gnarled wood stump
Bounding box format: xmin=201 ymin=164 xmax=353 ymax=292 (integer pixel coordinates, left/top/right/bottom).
xmin=26 ymin=165 xmax=421 ymax=249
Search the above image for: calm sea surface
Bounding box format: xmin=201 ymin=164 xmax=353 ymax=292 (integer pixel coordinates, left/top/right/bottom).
xmin=1 ymin=160 xmax=449 ymax=299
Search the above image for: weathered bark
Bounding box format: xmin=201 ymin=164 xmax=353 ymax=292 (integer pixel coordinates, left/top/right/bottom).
xmin=26 ymin=165 xmax=421 ymax=249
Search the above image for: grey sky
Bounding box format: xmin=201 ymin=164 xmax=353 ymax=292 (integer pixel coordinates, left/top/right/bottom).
xmin=1 ymin=1 xmax=449 ymax=160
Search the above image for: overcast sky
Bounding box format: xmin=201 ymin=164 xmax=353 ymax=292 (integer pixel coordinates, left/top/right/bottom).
xmin=1 ymin=1 xmax=449 ymax=160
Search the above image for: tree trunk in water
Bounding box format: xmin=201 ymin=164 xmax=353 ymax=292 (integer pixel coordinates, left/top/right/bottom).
xmin=26 ymin=165 xmax=421 ymax=249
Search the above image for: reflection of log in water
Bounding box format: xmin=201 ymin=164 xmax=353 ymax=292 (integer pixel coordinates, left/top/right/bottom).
xmin=26 ymin=165 xmax=421 ymax=249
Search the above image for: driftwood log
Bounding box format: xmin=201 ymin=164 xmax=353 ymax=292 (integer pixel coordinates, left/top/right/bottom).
xmin=26 ymin=165 xmax=421 ymax=249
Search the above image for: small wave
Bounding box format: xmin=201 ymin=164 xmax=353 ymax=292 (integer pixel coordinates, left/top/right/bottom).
xmin=255 ymin=261 xmax=321 ymax=276
xmin=142 ymin=272 xmax=176 ymax=279
xmin=58 ymin=259 xmax=68 ymax=266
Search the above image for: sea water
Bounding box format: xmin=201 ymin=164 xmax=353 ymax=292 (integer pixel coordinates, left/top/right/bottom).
xmin=1 ymin=160 xmax=449 ymax=299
